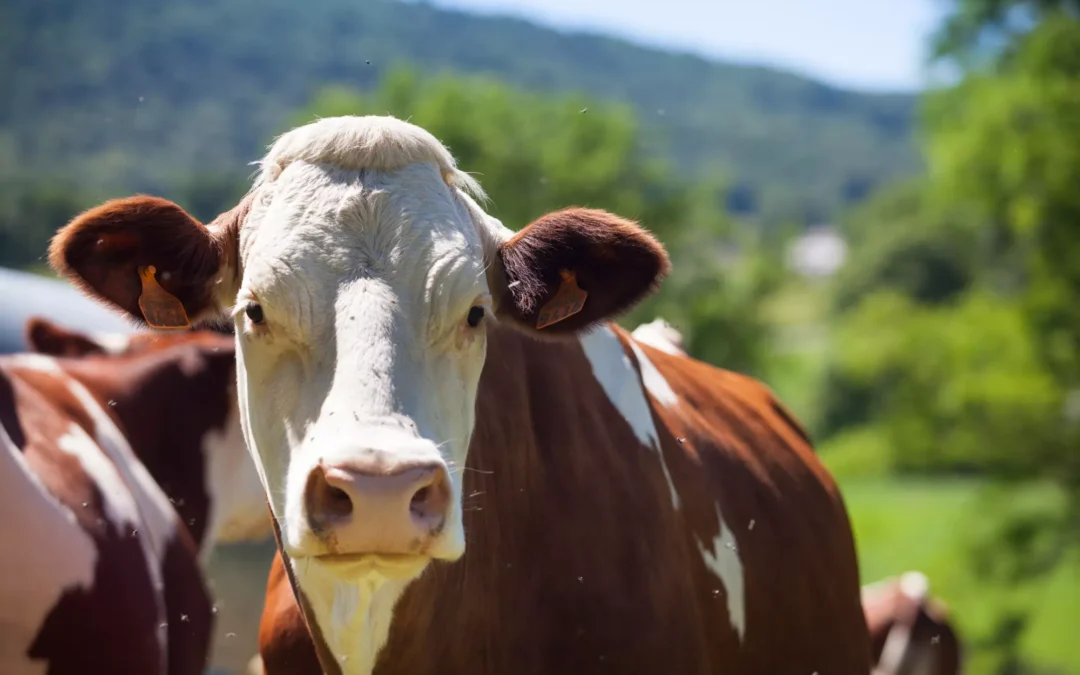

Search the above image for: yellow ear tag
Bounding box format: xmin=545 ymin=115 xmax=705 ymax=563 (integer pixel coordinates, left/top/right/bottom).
xmin=536 ymin=269 xmax=588 ymax=330
xmin=137 ymin=266 xmax=191 ymax=330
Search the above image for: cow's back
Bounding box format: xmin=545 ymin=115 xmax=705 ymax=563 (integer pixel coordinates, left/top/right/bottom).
xmin=0 ymin=357 xmax=212 ymax=675
xmin=624 ymin=330 xmax=869 ymax=673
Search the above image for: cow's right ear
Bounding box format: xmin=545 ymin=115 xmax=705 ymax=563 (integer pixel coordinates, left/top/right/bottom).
xmin=49 ymin=195 xmax=243 ymax=328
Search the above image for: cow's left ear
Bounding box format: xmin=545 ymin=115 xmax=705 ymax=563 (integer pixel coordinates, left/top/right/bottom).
xmin=491 ymin=208 xmax=670 ymax=335
xmin=49 ymin=195 xmax=247 ymax=329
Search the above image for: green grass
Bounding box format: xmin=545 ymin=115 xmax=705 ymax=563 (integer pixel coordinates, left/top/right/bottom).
xmin=839 ymin=477 xmax=1079 ymax=675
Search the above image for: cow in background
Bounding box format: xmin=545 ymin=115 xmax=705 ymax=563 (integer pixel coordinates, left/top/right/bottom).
xmin=863 ymin=571 xmax=962 ymax=675
xmin=0 ymin=318 xmax=268 ymax=674
xmin=49 ymin=114 xmax=872 ymax=675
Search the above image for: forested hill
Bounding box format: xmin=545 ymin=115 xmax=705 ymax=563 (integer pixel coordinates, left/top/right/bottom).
xmin=1 ymin=0 xmax=920 ymax=222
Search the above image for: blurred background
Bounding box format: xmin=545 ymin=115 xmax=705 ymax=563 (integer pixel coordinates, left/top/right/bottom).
xmin=2 ymin=0 xmax=1078 ymax=673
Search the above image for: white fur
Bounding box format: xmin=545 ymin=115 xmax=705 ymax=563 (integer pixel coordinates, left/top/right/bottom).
xmin=899 ymin=570 xmax=930 ymax=602
xmin=631 ymin=318 xmax=686 ymax=356
xmin=86 ymin=332 xmax=131 ymax=355
xmin=228 ymin=116 xmax=507 ymax=672
xmin=697 ymin=502 xmax=746 ymax=642
xmin=253 ymin=115 xmax=485 ymax=203
xmin=628 ymin=341 xmax=679 ymax=407
xmin=579 ymin=326 xmax=680 ymax=510
xmin=0 ymin=425 xmax=98 ymax=675
xmin=200 ymin=384 xmax=272 ymax=554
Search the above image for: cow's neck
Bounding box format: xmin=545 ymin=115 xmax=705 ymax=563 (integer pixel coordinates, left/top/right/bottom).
xmin=269 ymin=513 xmax=410 ymax=675
xmin=298 ymin=562 xmax=412 ymax=674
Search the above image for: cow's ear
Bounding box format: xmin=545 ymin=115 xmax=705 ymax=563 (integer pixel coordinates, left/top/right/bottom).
xmin=49 ymin=195 xmax=244 ymax=328
xmin=490 ymin=208 xmax=670 ymax=335
xmin=25 ymin=318 xmax=107 ymax=357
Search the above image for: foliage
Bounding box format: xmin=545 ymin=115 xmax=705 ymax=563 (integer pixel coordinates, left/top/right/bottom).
xmin=840 ymin=477 xmax=1080 ymax=675
xmin=0 ymin=0 xmax=918 ymax=227
xmin=292 ymin=69 xmax=789 ymax=377
xmin=814 ymin=3 xmax=1080 ymax=671
xmin=0 ymin=177 xmax=89 ymax=268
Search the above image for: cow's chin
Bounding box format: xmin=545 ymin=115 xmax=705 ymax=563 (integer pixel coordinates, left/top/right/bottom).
xmin=312 ymin=552 xmax=432 ymax=582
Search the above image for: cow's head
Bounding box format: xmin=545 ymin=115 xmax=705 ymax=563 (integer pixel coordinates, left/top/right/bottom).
xmin=50 ymin=116 xmax=668 ymax=669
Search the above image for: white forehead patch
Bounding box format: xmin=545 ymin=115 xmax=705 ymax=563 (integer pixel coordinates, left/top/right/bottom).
xmin=579 ymin=326 xmax=680 ymax=510
xmin=254 ymin=115 xmax=485 ymax=203
xmin=697 ymin=502 xmax=746 ymax=642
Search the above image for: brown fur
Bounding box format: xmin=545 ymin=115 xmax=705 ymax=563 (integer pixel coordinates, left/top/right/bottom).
xmin=24 ymin=320 xmax=238 ymax=548
xmin=1 ymin=357 xmax=212 ymax=675
xmin=495 ymin=208 xmax=670 ymax=335
xmin=258 ymin=324 xmax=870 ymax=675
xmin=48 ymin=197 xmax=227 ymax=325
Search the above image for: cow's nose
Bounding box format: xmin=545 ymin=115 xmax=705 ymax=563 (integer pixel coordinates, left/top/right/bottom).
xmin=304 ymin=454 xmax=451 ymax=556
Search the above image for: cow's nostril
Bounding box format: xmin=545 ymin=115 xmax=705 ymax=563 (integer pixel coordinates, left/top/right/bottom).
xmin=409 ymin=486 xmax=431 ymax=516
xmin=326 ymin=486 xmax=352 ymax=517
xmin=306 ymin=466 xmax=355 ymax=530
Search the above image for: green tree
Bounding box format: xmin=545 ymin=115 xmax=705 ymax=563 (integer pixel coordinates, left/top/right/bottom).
xmin=291 ymin=68 xmax=787 ymax=376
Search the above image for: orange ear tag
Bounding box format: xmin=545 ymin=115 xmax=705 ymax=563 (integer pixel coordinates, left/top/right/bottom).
xmin=535 ymin=269 xmax=588 ymax=329
xmin=137 ymin=266 xmax=191 ymax=330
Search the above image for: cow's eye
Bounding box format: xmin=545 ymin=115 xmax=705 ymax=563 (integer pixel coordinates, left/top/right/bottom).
xmin=466 ymin=306 xmax=485 ymax=328
xmin=245 ymin=303 xmax=265 ymax=325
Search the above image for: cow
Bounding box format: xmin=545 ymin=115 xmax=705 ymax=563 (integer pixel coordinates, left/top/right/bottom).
xmin=0 ymin=318 xmax=268 ymax=674
xmin=863 ymin=571 xmax=962 ymax=675
xmin=48 ymin=114 xmax=871 ymax=675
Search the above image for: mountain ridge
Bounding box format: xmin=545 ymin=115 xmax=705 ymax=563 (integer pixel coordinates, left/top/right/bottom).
xmin=0 ymin=0 xmax=921 ymax=222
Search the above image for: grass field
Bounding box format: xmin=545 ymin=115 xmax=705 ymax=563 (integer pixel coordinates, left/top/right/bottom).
xmin=759 ymin=278 xmax=1077 ymax=674
xmin=836 ymin=476 xmax=1078 ymax=675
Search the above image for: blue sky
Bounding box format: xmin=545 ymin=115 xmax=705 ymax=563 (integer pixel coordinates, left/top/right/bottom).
xmin=432 ymin=0 xmax=948 ymax=92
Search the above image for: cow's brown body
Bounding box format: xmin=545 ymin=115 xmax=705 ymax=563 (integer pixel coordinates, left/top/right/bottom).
xmin=43 ymin=115 xmax=871 ymax=675
xmin=258 ymin=324 xmax=870 ymax=674
xmin=0 ymin=325 xmax=252 ymax=674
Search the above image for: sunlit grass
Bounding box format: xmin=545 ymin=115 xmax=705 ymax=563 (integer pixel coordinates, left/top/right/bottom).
xmin=839 ymin=477 xmax=1078 ymax=675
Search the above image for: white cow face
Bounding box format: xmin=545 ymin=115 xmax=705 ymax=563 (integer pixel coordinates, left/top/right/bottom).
xmin=50 ymin=115 xmax=669 ymax=667
xmin=231 ymin=155 xmax=495 ymax=564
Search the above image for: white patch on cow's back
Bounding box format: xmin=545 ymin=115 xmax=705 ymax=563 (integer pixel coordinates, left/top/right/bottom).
xmin=697 ymin=502 xmax=746 ymax=642
xmin=631 ymin=318 xmax=686 ymax=356
xmin=0 ymin=425 xmax=98 ymax=675
xmin=579 ymin=326 xmax=680 ymax=510
xmin=9 ymin=354 xmax=175 ymax=667
xmin=628 ymin=341 xmax=678 ymax=407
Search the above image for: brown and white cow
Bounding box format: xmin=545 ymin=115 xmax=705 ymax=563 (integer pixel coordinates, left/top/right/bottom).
xmin=48 ymin=115 xmax=870 ymax=674
xmin=0 ymin=319 xmax=268 ymax=674
xmin=863 ymin=571 xmax=962 ymax=675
